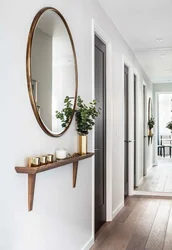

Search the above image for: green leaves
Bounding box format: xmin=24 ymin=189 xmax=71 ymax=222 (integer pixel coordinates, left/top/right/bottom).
xmin=55 ymin=96 xmax=73 ymax=128
xmin=166 ymin=121 xmax=172 ymax=131
xmin=75 ymin=96 xmax=101 ymax=135
xmin=55 ymin=96 xmax=101 ymax=134
xmin=148 ymin=117 xmax=155 ymax=129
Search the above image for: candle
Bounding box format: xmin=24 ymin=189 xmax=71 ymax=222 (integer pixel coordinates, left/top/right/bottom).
xmin=40 ymin=156 xmax=47 ymax=165
xmin=47 ymin=154 xmax=53 ymax=163
xmin=56 ymin=148 xmax=67 ymax=160
xmin=31 ymin=157 xmax=40 ymax=167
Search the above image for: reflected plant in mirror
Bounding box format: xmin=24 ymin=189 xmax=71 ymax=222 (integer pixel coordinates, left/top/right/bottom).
xmin=55 ymin=96 xmax=73 ymax=128
xmin=148 ymin=117 xmax=155 ymax=130
xmin=166 ymin=121 xmax=172 ymax=133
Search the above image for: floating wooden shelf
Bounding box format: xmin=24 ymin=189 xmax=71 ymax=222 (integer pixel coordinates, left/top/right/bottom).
xmin=15 ymin=152 xmax=94 ymax=211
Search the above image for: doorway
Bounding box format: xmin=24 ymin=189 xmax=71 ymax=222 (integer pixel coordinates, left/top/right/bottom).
xmin=124 ymin=65 xmax=129 ymax=199
xmin=94 ymin=35 xmax=106 ymax=233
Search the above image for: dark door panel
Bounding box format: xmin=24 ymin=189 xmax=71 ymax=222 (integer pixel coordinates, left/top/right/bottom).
xmin=134 ymin=74 xmax=136 ymax=187
xmin=95 ymin=35 xmax=106 ymax=233
xmin=124 ymin=65 xmax=129 ymax=199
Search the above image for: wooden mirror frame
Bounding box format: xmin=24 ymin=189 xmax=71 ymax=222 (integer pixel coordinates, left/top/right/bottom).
xmin=26 ymin=7 xmax=78 ymax=137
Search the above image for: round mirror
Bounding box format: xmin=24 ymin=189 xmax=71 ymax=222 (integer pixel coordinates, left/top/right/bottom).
xmin=26 ymin=7 xmax=78 ymax=137
xmin=148 ymin=97 xmax=152 ymax=120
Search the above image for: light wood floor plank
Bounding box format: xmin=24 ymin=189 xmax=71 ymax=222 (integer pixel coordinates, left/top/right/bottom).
xmin=145 ymin=199 xmax=171 ymax=250
xmin=98 ymin=198 xmax=150 ymax=250
xmin=91 ymin=197 xmax=172 ymax=250
xmin=136 ymin=158 xmax=172 ymax=192
xmin=163 ymin=202 xmax=172 ymax=250
xmin=126 ymin=198 xmax=160 ymax=250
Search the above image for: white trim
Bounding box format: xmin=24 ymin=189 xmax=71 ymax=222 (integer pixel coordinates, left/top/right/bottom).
xmin=147 ymin=164 xmax=153 ymax=173
xmin=143 ymin=80 xmax=146 ymax=86
xmin=81 ymin=237 xmax=94 ymax=250
xmin=138 ymin=177 xmax=143 ymax=186
xmin=133 ymin=190 xmax=172 ymax=197
xmin=91 ymin=19 xmax=113 ymax=239
xmin=153 ymin=91 xmax=172 ymax=166
xmin=122 ymin=55 xmax=134 ymax=196
xmin=112 ymin=201 xmax=124 ymax=219
xmin=133 ymin=69 xmax=142 ymax=188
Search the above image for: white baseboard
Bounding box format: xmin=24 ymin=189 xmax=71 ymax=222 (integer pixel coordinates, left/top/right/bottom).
xmin=81 ymin=237 xmax=94 ymax=250
xmin=147 ymin=165 xmax=153 ymax=173
xmin=133 ymin=190 xmax=172 ymax=197
xmin=138 ymin=177 xmax=143 ymax=186
xmin=112 ymin=201 xmax=124 ymax=219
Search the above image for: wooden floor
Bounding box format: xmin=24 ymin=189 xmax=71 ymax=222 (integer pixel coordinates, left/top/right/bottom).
xmin=136 ymin=158 xmax=172 ymax=192
xmin=91 ymin=196 xmax=172 ymax=250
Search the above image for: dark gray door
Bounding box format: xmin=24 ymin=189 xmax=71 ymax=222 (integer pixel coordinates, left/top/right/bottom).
xmin=95 ymin=35 xmax=106 ymax=233
xmin=134 ymin=74 xmax=137 ymax=187
xmin=124 ymin=65 xmax=129 ymax=199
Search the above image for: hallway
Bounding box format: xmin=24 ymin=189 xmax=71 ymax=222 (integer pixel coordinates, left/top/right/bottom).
xmin=91 ymin=197 xmax=172 ymax=250
xmin=136 ymin=158 xmax=172 ymax=192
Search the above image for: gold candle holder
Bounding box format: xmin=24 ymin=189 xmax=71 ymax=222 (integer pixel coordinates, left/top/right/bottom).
xmin=40 ymin=156 xmax=47 ymax=165
xmin=47 ymin=154 xmax=53 ymax=163
xmin=29 ymin=157 xmax=40 ymax=167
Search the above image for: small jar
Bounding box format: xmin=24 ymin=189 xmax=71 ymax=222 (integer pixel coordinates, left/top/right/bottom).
xmin=31 ymin=157 xmax=40 ymax=167
xmin=40 ymin=155 xmax=47 ymax=165
xmin=47 ymin=154 xmax=53 ymax=163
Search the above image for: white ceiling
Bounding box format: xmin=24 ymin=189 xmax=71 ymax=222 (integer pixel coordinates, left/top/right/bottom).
xmin=98 ymin=0 xmax=172 ymax=83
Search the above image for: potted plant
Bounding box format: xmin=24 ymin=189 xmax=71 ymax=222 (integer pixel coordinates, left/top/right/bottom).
xmin=56 ymin=96 xmax=101 ymax=155
xmin=148 ymin=117 xmax=155 ymax=136
xmin=166 ymin=121 xmax=172 ymax=133
xmin=75 ymin=96 xmax=100 ymax=154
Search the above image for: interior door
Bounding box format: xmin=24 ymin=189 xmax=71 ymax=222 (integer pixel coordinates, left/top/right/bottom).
xmin=124 ymin=65 xmax=129 ymax=199
xmin=95 ymin=35 xmax=106 ymax=233
xmin=134 ymin=74 xmax=137 ymax=187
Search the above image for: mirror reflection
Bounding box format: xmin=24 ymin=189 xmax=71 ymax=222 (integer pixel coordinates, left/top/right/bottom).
xmin=30 ymin=9 xmax=77 ymax=135
xmin=148 ymin=97 xmax=152 ymax=120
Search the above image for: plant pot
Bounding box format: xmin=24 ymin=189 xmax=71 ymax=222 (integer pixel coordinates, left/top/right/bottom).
xmin=148 ymin=129 xmax=152 ymax=136
xmin=78 ymin=135 xmax=87 ymax=155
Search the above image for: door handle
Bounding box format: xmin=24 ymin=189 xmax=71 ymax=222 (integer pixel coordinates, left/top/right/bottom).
xmin=95 ymin=149 xmax=99 ymax=151
xmin=124 ymin=140 xmax=132 ymax=143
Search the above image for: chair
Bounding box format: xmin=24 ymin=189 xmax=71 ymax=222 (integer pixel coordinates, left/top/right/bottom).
xmin=157 ymin=145 xmax=165 ymax=157
xmin=161 ymin=135 xmax=172 ymax=157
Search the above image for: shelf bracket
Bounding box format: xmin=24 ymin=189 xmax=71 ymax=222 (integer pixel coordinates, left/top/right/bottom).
xmin=28 ymin=174 xmax=36 ymax=211
xmin=73 ymin=161 xmax=78 ymax=188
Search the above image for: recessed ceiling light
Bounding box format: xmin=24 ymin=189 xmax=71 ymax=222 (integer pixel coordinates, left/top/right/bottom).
xmin=156 ymin=37 xmax=163 ymax=42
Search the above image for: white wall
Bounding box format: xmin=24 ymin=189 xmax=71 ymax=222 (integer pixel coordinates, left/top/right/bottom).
xmin=1 ymin=0 xmax=153 ymax=249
